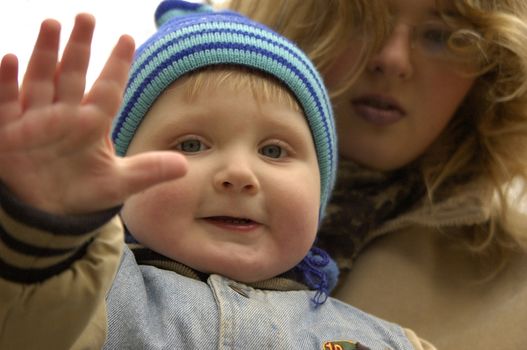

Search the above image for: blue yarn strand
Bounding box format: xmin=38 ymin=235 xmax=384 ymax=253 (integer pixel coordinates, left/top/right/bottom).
xmin=294 ymin=246 xmax=333 ymax=307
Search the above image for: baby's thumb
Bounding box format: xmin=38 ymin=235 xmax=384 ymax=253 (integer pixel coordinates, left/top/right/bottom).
xmin=117 ymin=151 xmax=188 ymax=198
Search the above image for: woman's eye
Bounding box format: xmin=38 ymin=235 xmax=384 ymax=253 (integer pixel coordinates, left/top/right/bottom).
xmin=259 ymin=144 xmax=284 ymax=159
xmin=418 ymin=25 xmax=452 ymax=52
xmin=424 ymin=29 xmax=450 ymax=44
xmin=176 ymin=139 xmax=207 ymax=153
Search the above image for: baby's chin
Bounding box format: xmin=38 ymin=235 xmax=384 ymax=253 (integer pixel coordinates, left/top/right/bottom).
xmin=196 ymin=261 xmax=295 ymax=284
xmin=161 ymin=242 xmax=305 ymax=283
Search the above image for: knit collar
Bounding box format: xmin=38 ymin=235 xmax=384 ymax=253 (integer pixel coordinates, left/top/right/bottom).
xmin=317 ymin=157 xmax=492 ymax=271
xmin=316 ymin=158 xmax=426 ymax=270
xmin=125 ymin=237 xmax=308 ymax=292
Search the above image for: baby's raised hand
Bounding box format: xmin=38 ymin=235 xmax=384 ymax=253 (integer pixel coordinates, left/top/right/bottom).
xmin=0 ymin=14 xmax=187 ymax=215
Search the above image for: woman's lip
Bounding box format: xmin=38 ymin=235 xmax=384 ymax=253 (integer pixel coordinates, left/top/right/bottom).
xmin=352 ymin=95 xmax=406 ymax=126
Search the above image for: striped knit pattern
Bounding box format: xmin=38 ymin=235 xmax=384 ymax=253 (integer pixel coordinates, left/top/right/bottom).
xmin=0 ymin=183 xmax=119 ymax=283
xmin=111 ymin=1 xmax=337 ymax=215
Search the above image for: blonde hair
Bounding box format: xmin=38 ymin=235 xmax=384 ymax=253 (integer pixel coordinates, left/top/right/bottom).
xmin=423 ymin=0 xmax=527 ymax=256
xmin=167 ymin=65 xmax=302 ymax=113
xmin=222 ymin=0 xmax=527 ymax=260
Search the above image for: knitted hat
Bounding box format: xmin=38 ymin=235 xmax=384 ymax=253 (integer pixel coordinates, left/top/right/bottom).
xmin=111 ymin=0 xmax=338 ymax=304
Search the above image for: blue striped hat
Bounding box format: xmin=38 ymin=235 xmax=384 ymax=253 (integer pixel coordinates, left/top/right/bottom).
xmin=111 ymin=0 xmax=337 ymax=217
xmin=111 ymin=0 xmax=338 ymax=302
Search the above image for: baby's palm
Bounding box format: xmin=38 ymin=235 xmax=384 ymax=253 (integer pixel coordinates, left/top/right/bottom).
xmin=0 ymin=14 xmax=186 ymax=215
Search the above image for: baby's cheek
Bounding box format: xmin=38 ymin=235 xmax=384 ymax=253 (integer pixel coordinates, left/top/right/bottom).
xmin=121 ymin=184 xmax=182 ymax=230
xmin=278 ymin=186 xmax=320 ymax=240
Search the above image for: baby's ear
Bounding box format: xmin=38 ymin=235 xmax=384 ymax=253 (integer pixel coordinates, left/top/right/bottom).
xmin=155 ymin=0 xmax=214 ymax=28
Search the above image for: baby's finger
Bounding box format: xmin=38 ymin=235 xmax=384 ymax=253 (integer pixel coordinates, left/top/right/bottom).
xmin=0 ymin=54 xmax=22 ymax=125
xmin=116 ymin=151 xmax=188 ymax=199
xmin=55 ymin=14 xmax=95 ymax=105
xmin=20 ymin=19 xmax=61 ymax=110
xmin=84 ymin=35 xmax=135 ymax=118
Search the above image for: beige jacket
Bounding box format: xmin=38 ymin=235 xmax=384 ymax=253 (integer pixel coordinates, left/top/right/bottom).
xmin=334 ymin=186 xmax=527 ymax=349
xmin=0 ymin=202 xmax=124 ymax=350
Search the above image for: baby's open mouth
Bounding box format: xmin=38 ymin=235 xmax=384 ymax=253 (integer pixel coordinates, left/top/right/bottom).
xmin=204 ymin=216 xmax=256 ymax=225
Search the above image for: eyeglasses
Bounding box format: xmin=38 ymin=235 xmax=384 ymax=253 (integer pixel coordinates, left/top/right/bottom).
xmin=391 ymin=20 xmax=480 ymax=63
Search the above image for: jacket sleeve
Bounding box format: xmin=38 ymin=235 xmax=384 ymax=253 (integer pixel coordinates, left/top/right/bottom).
xmin=0 ymin=184 xmax=124 ymax=350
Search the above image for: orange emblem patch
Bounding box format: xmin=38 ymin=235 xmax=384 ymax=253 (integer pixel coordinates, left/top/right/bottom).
xmin=322 ymin=340 xmax=371 ymax=350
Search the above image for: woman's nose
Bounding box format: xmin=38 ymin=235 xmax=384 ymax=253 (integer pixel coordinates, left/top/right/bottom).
xmin=367 ymin=24 xmax=414 ymax=80
xmin=213 ymin=158 xmax=260 ymax=195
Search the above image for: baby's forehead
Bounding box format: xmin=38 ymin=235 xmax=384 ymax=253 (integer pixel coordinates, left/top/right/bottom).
xmin=166 ymin=66 xmax=303 ymax=113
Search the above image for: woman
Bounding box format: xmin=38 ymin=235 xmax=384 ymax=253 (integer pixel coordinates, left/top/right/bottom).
xmin=223 ymin=0 xmax=527 ymax=348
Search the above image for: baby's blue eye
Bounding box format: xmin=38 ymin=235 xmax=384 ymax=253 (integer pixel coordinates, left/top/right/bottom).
xmin=259 ymin=145 xmax=283 ymax=159
xmin=176 ymin=139 xmax=206 ymax=153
